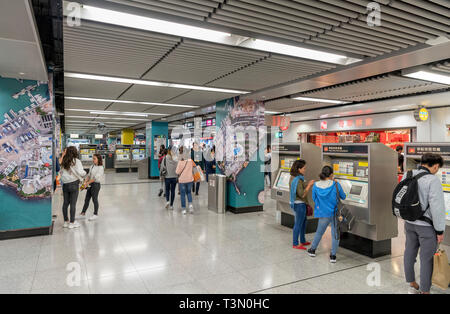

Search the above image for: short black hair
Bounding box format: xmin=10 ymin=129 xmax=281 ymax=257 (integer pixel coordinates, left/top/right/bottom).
xmin=421 ymin=153 xmax=444 ymax=168
xmin=319 ymin=165 xmax=334 ymax=180
xmin=396 ymin=145 xmax=403 ymax=152
xmin=290 ymin=159 xmax=306 ymax=176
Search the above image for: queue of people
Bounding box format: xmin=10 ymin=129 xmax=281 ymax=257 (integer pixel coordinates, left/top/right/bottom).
xmin=289 ymin=152 xmax=446 ymax=294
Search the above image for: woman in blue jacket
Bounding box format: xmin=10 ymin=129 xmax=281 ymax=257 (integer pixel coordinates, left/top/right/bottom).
xmin=308 ymin=166 xmax=346 ymax=263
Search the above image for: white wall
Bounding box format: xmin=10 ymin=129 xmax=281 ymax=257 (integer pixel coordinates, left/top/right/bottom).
xmin=283 ymin=107 xmax=450 ymax=143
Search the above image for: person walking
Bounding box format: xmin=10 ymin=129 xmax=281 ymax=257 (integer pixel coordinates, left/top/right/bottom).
xmin=176 ymin=149 xmax=195 ymax=215
xmin=79 ymin=154 xmax=104 ymax=221
xmin=158 ymin=148 xmax=167 ymax=197
xmin=396 ymin=145 xmax=405 ymax=173
xmin=59 ymin=146 xmax=86 ymax=229
xmin=191 ymin=142 xmax=204 ymax=196
xmin=307 ymin=166 xmax=346 ymax=263
xmin=402 ymin=153 xmax=446 ymax=294
xmin=264 ymin=145 xmax=272 ymax=187
xmin=161 ymin=148 xmax=178 ymax=210
xmin=289 ymin=160 xmax=314 ymax=250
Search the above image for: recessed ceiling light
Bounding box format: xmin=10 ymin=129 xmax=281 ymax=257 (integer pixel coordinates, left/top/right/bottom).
xmin=292 ymin=96 xmax=349 ymax=104
xmin=64 ymin=73 xmax=248 ymax=94
xmin=63 ymin=2 xmax=361 ymax=65
xmin=65 ymin=96 xmax=198 ymax=108
xmin=403 ymin=69 xmax=450 ymax=85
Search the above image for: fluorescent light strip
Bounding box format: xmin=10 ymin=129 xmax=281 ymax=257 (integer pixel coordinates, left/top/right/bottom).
xmin=64 ymin=73 xmax=248 ymax=94
xmin=265 ymin=111 xmax=281 ymax=115
xmin=64 ymin=3 xmax=360 ymax=65
xmin=65 ymin=120 xmax=133 ymax=125
xmin=403 ymin=70 xmax=450 ymax=85
xmin=292 ymin=97 xmax=349 ymax=104
xmin=65 ymin=108 xmax=166 ymax=117
xmin=65 ymin=96 xmax=198 ymax=108
xmin=66 ymin=115 xmax=150 ymax=121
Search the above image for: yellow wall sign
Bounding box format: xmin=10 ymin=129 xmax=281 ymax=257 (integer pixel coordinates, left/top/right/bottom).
xmin=414 ymin=107 xmax=429 ymax=122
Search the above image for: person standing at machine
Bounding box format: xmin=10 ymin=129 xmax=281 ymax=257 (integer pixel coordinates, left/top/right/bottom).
xmin=80 ymin=154 xmax=105 ymax=221
xmin=401 ymin=153 xmax=446 ymax=294
xmin=176 ymin=147 xmax=195 ymax=215
xmin=289 ymin=160 xmax=314 ymax=250
xmin=264 ymin=145 xmax=272 ymax=187
xmin=59 ymin=146 xmax=86 ymax=229
xmin=396 ymin=145 xmax=405 ymax=173
xmin=161 ymin=148 xmax=178 ymax=210
xmin=307 ymin=166 xmax=346 ymax=263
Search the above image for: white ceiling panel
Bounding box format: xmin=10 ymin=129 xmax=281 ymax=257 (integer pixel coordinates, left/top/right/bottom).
xmin=208 ymin=55 xmax=336 ymax=91
xmin=118 ymin=85 xmax=188 ymax=103
xmin=301 ymin=75 xmax=449 ymax=102
xmin=265 ymin=98 xmax=337 ymax=113
xmin=64 ymin=22 xmax=180 ymax=78
xmin=143 ymin=40 xmax=267 ymax=85
xmin=65 ymin=77 xmax=131 ymax=99
xmin=168 ymin=90 xmax=237 ymax=106
xmin=0 ymin=0 xmax=47 ymax=81
xmin=64 ymin=99 xmax=111 ymax=111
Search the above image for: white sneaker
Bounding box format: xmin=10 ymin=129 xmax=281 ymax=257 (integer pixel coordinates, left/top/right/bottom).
xmin=69 ymin=221 xmax=80 ymax=229
xmin=165 ymin=202 xmax=170 ymax=209
xmin=77 ymin=214 xmax=87 ymax=220
xmin=189 ymin=204 xmax=194 ymax=214
xmin=63 ymin=222 xmax=69 ymax=228
xmin=182 ymin=209 xmax=187 ymax=215
xmin=169 ymin=206 xmax=173 ymax=211
xmin=408 ymin=286 xmax=420 ymax=294
xmin=89 ymin=215 xmax=98 ymax=221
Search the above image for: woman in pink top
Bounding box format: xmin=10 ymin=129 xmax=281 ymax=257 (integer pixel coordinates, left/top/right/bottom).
xmin=176 ymin=146 xmax=196 ymax=215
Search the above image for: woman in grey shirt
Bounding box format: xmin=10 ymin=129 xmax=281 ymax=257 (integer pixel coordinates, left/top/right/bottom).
xmin=162 ymin=148 xmax=178 ymax=210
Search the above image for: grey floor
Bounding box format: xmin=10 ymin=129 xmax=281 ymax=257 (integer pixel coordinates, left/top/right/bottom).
xmin=0 ymin=172 xmax=448 ymax=294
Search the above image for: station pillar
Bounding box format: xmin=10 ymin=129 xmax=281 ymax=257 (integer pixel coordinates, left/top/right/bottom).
xmin=146 ymin=121 xmax=168 ymax=178
xmin=215 ymin=97 xmax=265 ymax=214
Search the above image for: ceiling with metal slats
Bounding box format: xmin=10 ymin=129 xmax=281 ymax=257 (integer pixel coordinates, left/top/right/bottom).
xmin=106 ymin=0 xmax=450 ymax=58
xmin=207 ymin=55 xmax=336 ymax=90
xmin=63 ymin=0 xmax=450 ymax=134
xmin=300 ymin=75 xmax=449 ymax=102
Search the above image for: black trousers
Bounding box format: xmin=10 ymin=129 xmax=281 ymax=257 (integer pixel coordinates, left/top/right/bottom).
xmin=62 ymin=181 xmax=80 ymax=223
xmin=192 ymin=181 xmax=200 ymax=194
xmin=82 ymin=182 xmax=101 ymax=215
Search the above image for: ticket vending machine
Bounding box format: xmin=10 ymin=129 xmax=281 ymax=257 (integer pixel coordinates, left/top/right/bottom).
xmin=114 ymin=145 xmax=132 ymax=172
xmin=404 ymin=143 xmax=450 ymax=246
xmin=271 ymin=143 xmax=322 ymax=233
xmin=322 ymin=143 xmax=398 ymax=257
xmin=79 ymin=144 xmax=97 ymax=170
xmin=131 ymin=145 xmax=146 ymax=171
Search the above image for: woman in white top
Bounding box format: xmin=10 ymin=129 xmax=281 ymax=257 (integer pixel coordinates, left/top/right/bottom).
xmin=59 ymin=146 xmax=86 ymax=229
xmin=80 ymin=154 xmax=104 ymax=221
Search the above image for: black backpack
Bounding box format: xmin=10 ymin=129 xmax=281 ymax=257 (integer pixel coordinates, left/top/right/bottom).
xmin=392 ymin=170 xmax=433 ymax=225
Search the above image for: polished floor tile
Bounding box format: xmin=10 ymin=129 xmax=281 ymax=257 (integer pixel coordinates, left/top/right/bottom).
xmin=0 ymin=172 xmax=447 ymax=294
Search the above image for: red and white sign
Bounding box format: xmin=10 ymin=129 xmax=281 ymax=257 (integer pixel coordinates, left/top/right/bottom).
xmin=320 ymin=121 xmax=328 ymax=130
xmin=272 ymin=116 xmax=291 ymax=131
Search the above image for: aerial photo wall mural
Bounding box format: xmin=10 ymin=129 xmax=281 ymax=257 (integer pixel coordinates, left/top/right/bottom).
xmin=0 ymin=76 xmax=53 ymax=233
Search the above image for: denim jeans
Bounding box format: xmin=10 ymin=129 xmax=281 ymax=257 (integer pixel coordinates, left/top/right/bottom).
xmin=293 ymin=203 xmax=307 ymax=246
xmin=165 ymin=178 xmax=177 ymax=206
xmin=311 ymin=216 xmax=339 ymax=256
xmin=179 ymin=182 xmax=193 ymax=208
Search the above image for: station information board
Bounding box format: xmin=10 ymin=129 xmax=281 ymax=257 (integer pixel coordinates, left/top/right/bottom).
xmin=406 ymin=145 xmax=450 ymax=156
xmin=323 ymin=145 xmax=369 ymax=154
